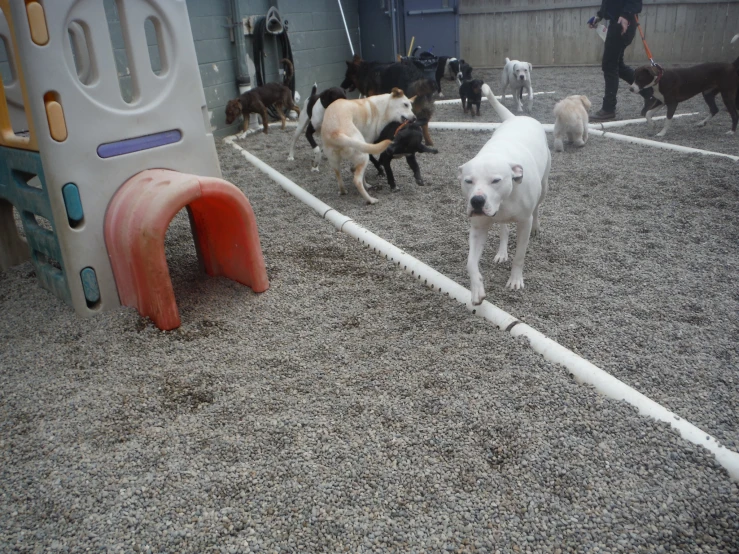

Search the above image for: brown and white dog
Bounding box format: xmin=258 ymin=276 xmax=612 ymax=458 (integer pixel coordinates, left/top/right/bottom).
xmin=629 ymin=61 xmax=739 ymax=136
xmin=320 ymin=88 xmax=417 ymax=204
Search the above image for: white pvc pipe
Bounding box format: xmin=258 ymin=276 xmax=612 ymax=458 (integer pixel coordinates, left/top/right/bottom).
xmin=225 ymin=137 xmax=739 ymax=481
xmin=427 ymin=120 xmax=738 ymax=161
xmin=589 ymin=129 xmax=739 ymax=161
xmin=435 ymin=91 xmax=556 ymax=105
xmin=588 ymin=112 xmax=698 ymax=129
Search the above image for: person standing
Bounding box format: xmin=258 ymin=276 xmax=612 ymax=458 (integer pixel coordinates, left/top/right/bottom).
xmin=589 ymin=0 xmax=659 ymax=121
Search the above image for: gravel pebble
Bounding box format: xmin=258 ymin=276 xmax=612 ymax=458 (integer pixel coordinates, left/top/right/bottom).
xmin=1 ymin=66 xmax=738 ymax=552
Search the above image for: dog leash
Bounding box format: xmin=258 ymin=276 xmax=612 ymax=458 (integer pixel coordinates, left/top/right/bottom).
xmin=634 ymin=15 xmax=664 ymax=80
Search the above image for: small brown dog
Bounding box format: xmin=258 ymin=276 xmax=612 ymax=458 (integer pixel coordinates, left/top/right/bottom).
xmin=225 ymin=59 xmax=300 ymax=134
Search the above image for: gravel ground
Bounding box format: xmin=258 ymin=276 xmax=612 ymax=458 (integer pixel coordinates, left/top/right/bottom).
xmin=1 ymin=66 xmax=738 ymax=552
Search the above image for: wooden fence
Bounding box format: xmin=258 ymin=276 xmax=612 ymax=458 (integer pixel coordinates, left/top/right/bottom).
xmin=459 ymin=0 xmax=739 ymax=67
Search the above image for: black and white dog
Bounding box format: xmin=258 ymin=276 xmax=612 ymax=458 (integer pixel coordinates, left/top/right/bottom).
xmin=288 ymin=85 xmax=346 ymax=170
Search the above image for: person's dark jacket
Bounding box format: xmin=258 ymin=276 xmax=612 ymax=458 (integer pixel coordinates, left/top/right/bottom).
xmin=597 ymin=0 xmax=642 ymax=20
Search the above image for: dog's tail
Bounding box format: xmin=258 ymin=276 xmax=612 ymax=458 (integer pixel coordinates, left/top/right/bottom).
xmin=281 ymin=58 xmax=294 ymax=84
xmin=310 ymin=83 xmax=318 ymax=97
xmin=505 ymin=57 xmax=511 ymax=64
xmin=732 ymin=33 xmax=739 ymax=44
xmin=332 ymin=134 xmax=392 ymax=155
xmin=456 ymin=72 xmax=463 ymax=87
xmin=482 ymin=83 xmax=515 ymax=122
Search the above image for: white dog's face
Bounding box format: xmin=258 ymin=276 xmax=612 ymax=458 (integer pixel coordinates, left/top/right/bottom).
xmin=513 ymin=63 xmax=532 ymax=82
xmin=459 ymin=159 xmax=523 ymax=217
xmin=386 ymin=87 xmax=417 ymax=124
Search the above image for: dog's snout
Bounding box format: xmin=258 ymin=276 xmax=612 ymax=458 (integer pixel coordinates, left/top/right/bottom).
xmin=519 ymin=75 xmax=525 ymax=80
xmin=470 ymin=195 xmax=486 ymax=212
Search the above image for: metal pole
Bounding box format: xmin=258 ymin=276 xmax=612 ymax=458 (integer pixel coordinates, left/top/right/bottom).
xmin=337 ymin=0 xmax=354 ymax=56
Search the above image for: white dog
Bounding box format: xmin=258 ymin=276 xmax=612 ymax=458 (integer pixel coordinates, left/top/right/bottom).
xmin=552 ymin=95 xmax=592 ymax=152
xmin=501 ymin=57 xmax=534 ymax=112
xmin=460 ymin=84 xmax=550 ymax=304
xmin=321 ymin=88 xmax=416 ymax=204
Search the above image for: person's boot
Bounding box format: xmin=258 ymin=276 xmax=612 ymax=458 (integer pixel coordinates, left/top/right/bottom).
xmin=591 ymin=109 xmax=616 ymax=121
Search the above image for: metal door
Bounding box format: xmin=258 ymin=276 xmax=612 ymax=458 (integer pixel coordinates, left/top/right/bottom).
xmin=402 ymin=0 xmax=458 ymax=58
xmin=358 ymin=0 xmax=398 ymax=62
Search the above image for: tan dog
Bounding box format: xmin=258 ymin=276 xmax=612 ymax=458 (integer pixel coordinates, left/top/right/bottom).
xmin=552 ymin=95 xmax=591 ymax=152
xmin=321 ymin=88 xmax=417 ymax=204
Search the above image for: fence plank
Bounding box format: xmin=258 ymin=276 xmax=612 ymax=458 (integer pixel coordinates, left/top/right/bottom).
xmin=459 ymin=0 xmax=738 ymax=66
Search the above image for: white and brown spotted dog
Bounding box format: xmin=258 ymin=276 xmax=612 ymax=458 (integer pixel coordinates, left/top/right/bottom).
xmin=321 ymin=88 xmax=416 ymax=205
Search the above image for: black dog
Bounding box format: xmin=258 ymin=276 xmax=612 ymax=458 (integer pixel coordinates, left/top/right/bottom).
xmin=369 ymin=120 xmax=438 ymax=190
xmin=341 ymin=54 xmax=424 ymax=97
xmin=459 ymin=77 xmax=484 ymax=116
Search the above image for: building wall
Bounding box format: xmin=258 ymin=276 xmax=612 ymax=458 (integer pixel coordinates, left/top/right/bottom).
xmin=101 ymin=0 xmax=359 ymax=138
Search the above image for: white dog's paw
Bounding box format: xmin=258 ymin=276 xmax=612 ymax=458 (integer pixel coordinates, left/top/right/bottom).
xmin=726 ymin=130 xmax=735 ymax=136
xmin=236 ymin=132 xmax=247 ymax=139
xmin=366 ymin=197 xmax=379 ymax=205
xmin=493 ymin=251 xmax=508 ymax=263
xmin=311 ymin=166 xmax=320 ymax=172
xmin=470 ymin=284 xmax=486 ymax=306
xmin=287 ymin=155 xmax=295 ymax=161
xmin=506 ymin=269 xmax=525 ymax=290
xmin=655 ymin=130 xmax=667 ymax=138
xmin=439 ymin=92 xmax=445 ymax=98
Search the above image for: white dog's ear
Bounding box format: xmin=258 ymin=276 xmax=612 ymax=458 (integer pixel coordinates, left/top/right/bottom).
xmin=580 ymin=95 xmax=592 ymax=110
xmin=408 ymin=95 xmax=417 ymax=103
xmin=457 ymin=165 xmax=464 ymax=180
xmin=528 ymin=63 xmax=533 ymax=72
xmin=510 ymin=163 xmax=523 ymax=183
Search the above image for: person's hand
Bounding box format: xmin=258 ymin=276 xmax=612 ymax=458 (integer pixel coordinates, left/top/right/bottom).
xmin=617 ymin=16 xmax=629 ymax=34
xmin=588 ymin=15 xmax=602 ymax=29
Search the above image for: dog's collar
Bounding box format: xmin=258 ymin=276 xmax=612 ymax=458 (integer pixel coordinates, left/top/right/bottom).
xmin=652 ymin=63 xmax=664 ymax=86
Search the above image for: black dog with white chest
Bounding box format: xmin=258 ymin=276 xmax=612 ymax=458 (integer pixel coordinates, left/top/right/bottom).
xmin=369 ymin=120 xmax=438 ymax=190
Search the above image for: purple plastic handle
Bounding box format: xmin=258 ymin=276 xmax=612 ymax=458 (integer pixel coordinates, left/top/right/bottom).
xmin=97 ymin=129 xmax=182 ymax=158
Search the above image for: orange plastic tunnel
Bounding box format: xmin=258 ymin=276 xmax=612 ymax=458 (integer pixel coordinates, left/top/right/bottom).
xmin=105 ymin=169 xmax=269 ymax=330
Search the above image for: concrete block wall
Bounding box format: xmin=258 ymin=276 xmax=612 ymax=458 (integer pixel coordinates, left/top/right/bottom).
xmin=99 ymin=0 xmax=359 ymax=138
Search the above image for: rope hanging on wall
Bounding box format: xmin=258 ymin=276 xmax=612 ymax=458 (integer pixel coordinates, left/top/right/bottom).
xmin=252 ymin=8 xmax=295 ymax=95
